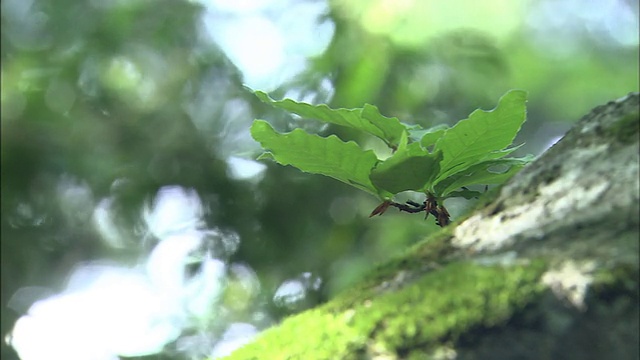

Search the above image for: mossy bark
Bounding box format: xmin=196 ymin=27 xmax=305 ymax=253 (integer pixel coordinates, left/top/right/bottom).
xmin=223 ymin=93 xmax=639 ymax=360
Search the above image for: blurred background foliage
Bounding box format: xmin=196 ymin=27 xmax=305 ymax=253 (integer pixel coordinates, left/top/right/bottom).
xmin=1 ymin=0 xmax=638 ymax=358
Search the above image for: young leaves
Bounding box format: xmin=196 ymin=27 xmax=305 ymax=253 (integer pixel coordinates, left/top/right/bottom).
xmin=251 ymin=120 xmax=386 ymax=197
xmin=369 ymin=142 xmax=443 ymax=194
xmin=250 ymin=89 xmax=532 ymax=220
xmin=254 ymin=91 xmax=406 ymax=149
xmin=433 ymin=155 xmax=534 ymax=198
xmin=432 ymin=90 xmax=528 ymax=185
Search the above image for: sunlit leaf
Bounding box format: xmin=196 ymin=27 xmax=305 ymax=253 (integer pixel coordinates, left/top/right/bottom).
xmin=254 ymin=91 xmax=407 ymax=149
xmin=435 ymin=156 xmax=534 ymax=197
xmin=418 ymin=125 xmax=449 ymax=151
xmin=369 ymin=142 xmax=442 ymax=194
xmin=251 ymin=89 xmax=533 ymax=212
xmin=251 ymin=120 xmax=386 ymax=197
xmin=433 ymin=90 xmax=527 ymax=184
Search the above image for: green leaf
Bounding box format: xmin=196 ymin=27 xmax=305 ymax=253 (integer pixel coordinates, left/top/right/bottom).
xmin=419 ymin=125 xmax=449 ymax=151
xmin=406 ymin=124 xmax=450 ymax=149
xmin=435 ymin=156 xmax=533 ymax=197
xmin=446 ymin=188 xmax=484 ymax=199
xmin=433 ymin=90 xmax=527 ymax=184
xmin=250 ymin=120 xmax=385 ymax=197
xmin=250 ymin=89 xmax=533 ymax=207
xmin=254 ymin=91 xmax=407 ymax=149
xmin=369 ymin=142 xmax=442 ymax=194
xmin=479 ymin=143 xmax=523 ymax=159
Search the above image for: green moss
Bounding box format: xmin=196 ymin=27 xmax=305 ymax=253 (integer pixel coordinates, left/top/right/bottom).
xmin=324 ymin=228 xmax=456 ymax=313
xmin=221 ymin=183 xmax=531 ymax=360
xmin=223 ymin=260 xmax=547 ymax=360
xmin=220 ymin=307 xmax=366 ymax=360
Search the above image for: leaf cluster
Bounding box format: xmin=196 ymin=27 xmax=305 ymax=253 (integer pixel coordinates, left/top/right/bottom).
xmin=250 ymin=90 xmax=532 ymax=204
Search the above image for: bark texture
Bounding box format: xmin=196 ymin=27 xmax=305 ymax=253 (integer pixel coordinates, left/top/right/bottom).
xmin=224 ymin=93 xmax=639 ymax=360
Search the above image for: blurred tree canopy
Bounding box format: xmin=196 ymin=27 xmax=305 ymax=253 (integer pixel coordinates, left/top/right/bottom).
xmin=1 ymin=0 xmax=638 ymax=359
